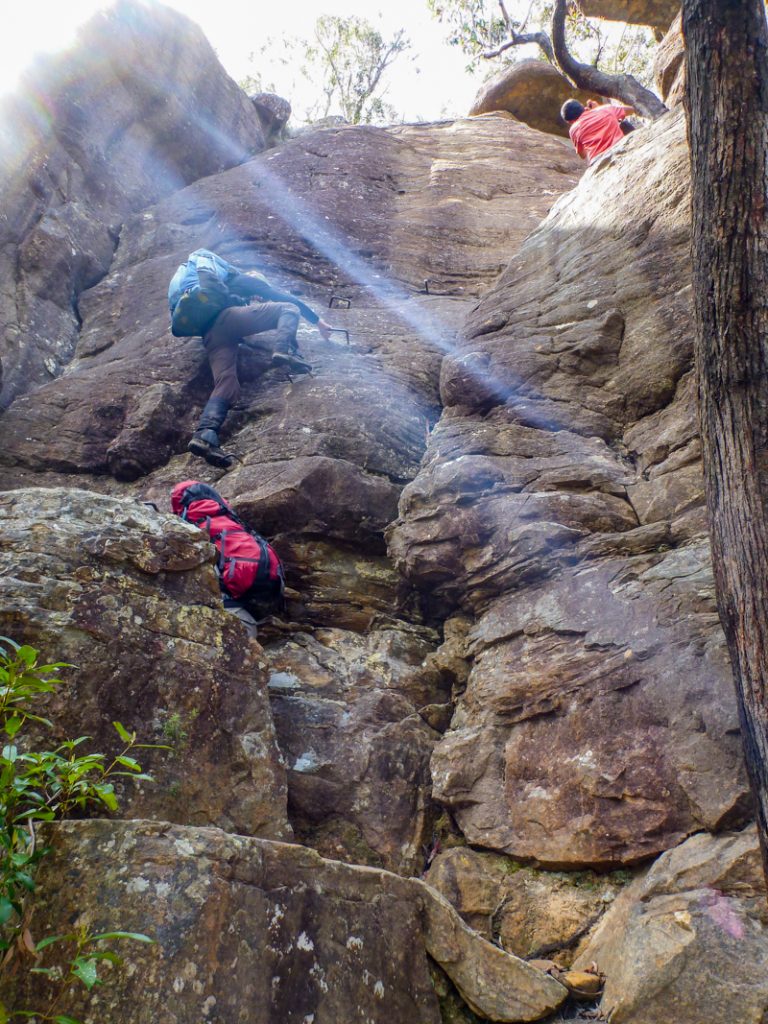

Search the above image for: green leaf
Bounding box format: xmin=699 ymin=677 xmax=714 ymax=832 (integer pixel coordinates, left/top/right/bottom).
xmin=0 ymin=1001 xmax=8 ymax=1024
xmin=35 ymin=933 xmax=70 ymax=952
xmin=71 ymin=956 xmax=99 ymax=989
xmin=113 ymin=756 xmax=141 ymax=772
xmin=15 ymin=872 xmax=35 ymax=892
xmin=29 ymin=966 xmax=59 ymax=976
xmin=0 ymin=898 xmax=14 ymax=925
xmin=92 ymin=784 xmax=118 ymax=812
xmin=92 ymin=931 xmax=154 ymax=943
xmin=94 ymin=950 xmax=122 ymax=966
xmin=3 ymin=717 xmax=22 ymax=739
xmin=1 ymin=746 xmax=17 ymax=763
xmin=112 ymin=721 xmax=133 ymax=743
xmin=16 ymin=646 xmax=38 ymax=667
xmin=54 ymin=1017 xmax=85 ymax=1024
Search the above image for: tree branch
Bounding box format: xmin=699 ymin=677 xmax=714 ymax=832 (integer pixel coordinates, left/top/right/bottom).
xmin=482 ymin=0 xmax=667 ymax=121
xmin=551 ymin=0 xmax=667 ymax=118
xmin=483 ymin=30 xmax=555 ymax=64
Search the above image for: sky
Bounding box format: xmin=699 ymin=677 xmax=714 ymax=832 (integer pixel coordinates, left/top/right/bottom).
xmin=0 ymin=0 xmax=519 ymax=122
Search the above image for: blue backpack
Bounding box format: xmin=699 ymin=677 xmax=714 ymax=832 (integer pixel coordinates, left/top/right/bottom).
xmin=168 ymin=249 xmax=244 ymax=338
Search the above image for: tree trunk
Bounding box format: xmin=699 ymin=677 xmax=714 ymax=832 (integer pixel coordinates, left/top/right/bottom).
xmin=551 ymin=0 xmax=667 ymax=118
xmin=682 ymin=0 xmax=768 ymax=886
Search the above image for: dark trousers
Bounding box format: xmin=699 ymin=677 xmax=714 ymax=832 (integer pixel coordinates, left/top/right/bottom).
xmin=202 ymin=302 xmax=299 ymax=405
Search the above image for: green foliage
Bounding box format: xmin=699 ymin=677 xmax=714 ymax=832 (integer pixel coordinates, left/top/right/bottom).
xmin=241 ymin=15 xmax=413 ymax=125
xmin=158 ymin=709 xmax=196 ymax=753
xmin=0 ymin=638 xmax=157 ymax=1023
xmin=306 ymin=15 xmax=412 ymax=124
xmin=428 ymin=0 xmax=656 ymax=86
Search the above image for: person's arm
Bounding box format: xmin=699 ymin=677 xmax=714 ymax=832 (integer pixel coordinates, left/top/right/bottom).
xmin=229 ymin=273 xmax=332 ymax=335
xmin=608 ymin=105 xmax=633 ymax=121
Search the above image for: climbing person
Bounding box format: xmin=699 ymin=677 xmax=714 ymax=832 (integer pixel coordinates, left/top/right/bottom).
xmin=560 ymin=99 xmax=635 ymax=163
xmin=168 ymin=248 xmax=333 ymax=468
xmin=170 ymin=480 xmax=286 ymax=640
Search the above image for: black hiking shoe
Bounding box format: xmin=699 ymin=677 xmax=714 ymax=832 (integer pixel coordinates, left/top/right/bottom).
xmin=270 ymin=350 xmax=313 ymax=374
xmin=188 ymin=431 xmax=234 ymax=469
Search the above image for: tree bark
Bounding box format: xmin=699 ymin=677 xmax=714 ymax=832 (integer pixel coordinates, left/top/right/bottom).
xmin=682 ymin=0 xmax=768 ymax=886
xmin=551 ymin=0 xmax=668 ymax=118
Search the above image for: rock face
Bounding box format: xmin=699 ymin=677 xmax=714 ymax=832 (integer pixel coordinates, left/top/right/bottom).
xmin=388 ymin=111 xmax=750 ymax=868
xmin=0 ymin=487 xmax=290 ymax=841
xmin=1 ymin=2 xmax=764 ymax=1020
xmin=425 ymin=846 xmax=627 ymax=963
xmin=0 ymin=0 xmax=265 ymax=407
xmin=578 ymin=0 xmax=679 ymax=30
xmin=654 ymin=14 xmax=685 ymax=107
xmin=576 ymin=827 xmax=768 ymax=1023
xmin=0 ymin=114 xmax=580 ymax=485
xmin=469 ymin=60 xmax=601 ymax=138
xmin=267 ymin=625 xmax=451 ymax=875
xmin=3 ymin=819 xmax=568 ymax=1024
xmin=0 ymin=19 xmax=584 ymax=896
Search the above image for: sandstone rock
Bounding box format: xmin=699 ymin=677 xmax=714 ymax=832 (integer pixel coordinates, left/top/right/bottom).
xmin=0 ymin=488 xmax=290 ymax=840
xmin=0 ymin=115 xmax=580 ymax=488
xmin=251 ymin=91 xmax=292 ymax=145
xmin=469 ymin=60 xmax=602 ymax=137
xmin=425 ymin=846 xmax=625 ymax=962
xmin=389 ymin=113 xmax=750 ymax=868
xmin=578 ymin=0 xmax=679 ymax=30
xmin=388 ymin=410 xmax=640 ymax=613
xmin=0 ymin=0 xmax=265 ymax=406
xmin=416 ymin=878 xmax=569 ymax=1021
xmin=430 ymin=543 xmax=749 ymax=867
xmin=654 ymin=14 xmax=685 ymax=108
xmin=560 ymin=970 xmax=602 ymax=998
xmin=3 ymin=819 xmax=568 ymax=1024
xmin=576 ymin=828 xmax=768 ymax=1023
xmin=0 ymin=112 xmax=581 ymax=653
xmin=265 ymin=625 xmax=450 ymax=874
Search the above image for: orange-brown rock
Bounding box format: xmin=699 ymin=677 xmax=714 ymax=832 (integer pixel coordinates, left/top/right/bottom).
xmin=470 ymin=59 xmax=602 ymax=137
xmin=654 ymin=13 xmax=685 ymax=107
xmin=561 ymin=970 xmax=603 ymax=998
xmin=425 ymin=846 xmax=625 ymax=962
xmin=576 ymin=828 xmax=768 ymax=1023
xmin=389 ymin=112 xmax=751 ymax=867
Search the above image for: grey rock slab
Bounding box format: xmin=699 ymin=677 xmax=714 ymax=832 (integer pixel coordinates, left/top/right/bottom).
xmin=3 ymin=819 xmax=568 ymax=1024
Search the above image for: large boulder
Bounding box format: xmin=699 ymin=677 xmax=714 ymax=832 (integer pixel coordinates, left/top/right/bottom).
xmin=425 ymin=846 xmax=628 ymax=963
xmin=0 ymin=0 xmax=265 ymax=407
xmin=576 ymin=827 xmax=768 ymax=1023
xmin=251 ymin=91 xmax=292 ymax=145
xmin=388 ymin=111 xmax=751 ymax=867
xmin=3 ymin=819 xmax=569 ymax=1024
xmin=469 ymin=60 xmax=601 ymax=137
xmin=0 ymin=487 xmax=290 ymax=840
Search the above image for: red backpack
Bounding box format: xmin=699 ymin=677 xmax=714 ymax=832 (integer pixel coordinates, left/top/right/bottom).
xmin=170 ymin=481 xmax=285 ymax=605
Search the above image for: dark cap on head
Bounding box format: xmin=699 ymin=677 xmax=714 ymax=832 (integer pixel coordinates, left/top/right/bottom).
xmin=561 ymin=99 xmax=585 ymax=123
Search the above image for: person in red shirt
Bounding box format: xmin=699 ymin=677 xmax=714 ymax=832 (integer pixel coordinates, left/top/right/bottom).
xmin=561 ymin=99 xmax=634 ymax=163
